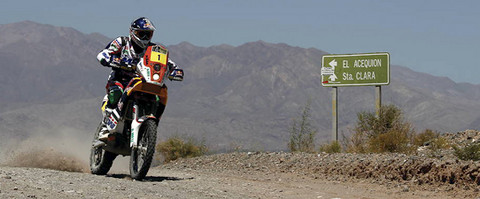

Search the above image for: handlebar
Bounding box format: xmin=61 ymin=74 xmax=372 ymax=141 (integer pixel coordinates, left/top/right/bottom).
xmin=110 ymin=63 xmax=136 ymax=71
xmin=109 ymin=59 xmax=137 ymax=71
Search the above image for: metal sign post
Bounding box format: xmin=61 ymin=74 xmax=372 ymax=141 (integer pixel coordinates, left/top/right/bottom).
xmin=332 ymin=87 xmax=338 ymax=141
xmin=321 ymin=53 xmax=390 ymax=141
xmin=375 ymin=85 xmax=382 ymax=117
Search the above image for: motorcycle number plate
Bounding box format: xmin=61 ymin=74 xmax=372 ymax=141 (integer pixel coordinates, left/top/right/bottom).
xmin=150 ymin=51 xmax=167 ymax=65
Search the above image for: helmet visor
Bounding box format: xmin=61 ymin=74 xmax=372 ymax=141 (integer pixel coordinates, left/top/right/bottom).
xmin=134 ymin=30 xmax=153 ymax=40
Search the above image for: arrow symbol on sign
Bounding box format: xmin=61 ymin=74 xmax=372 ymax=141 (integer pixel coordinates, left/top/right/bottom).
xmin=329 ymin=59 xmax=337 ymax=68
xmin=329 ymin=74 xmax=337 ymax=81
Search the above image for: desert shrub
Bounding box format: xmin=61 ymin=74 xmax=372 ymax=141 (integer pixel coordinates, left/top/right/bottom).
xmin=453 ymin=143 xmax=480 ymax=161
xmin=229 ymin=141 xmax=244 ymax=153
xmin=345 ymin=104 xmax=415 ymax=154
xmin=156 ymin=136 xmax=208 ymax=163
xmin=414 ymin=129 xmax=439 ymax=146
xmin=288 ymin=101 xmax=317 ymax=153
xmin=342 ymin=131 xmax=367 ymax=153
xmin=429 ymin=137 xmax=450 ymax=151
xmin=412 ymin=129 xmax=450 ymax=158
xmin=319 ymin=141 xmax=341 ymax=154
xmin=424 ymin=136 xmax=451 ymax=158
xmin=368 ymin=129 xmax=415 ymax=153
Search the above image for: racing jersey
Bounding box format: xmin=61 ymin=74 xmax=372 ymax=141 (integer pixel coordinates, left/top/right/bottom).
xmin=97 ymin=36 xmax=178 ymax=84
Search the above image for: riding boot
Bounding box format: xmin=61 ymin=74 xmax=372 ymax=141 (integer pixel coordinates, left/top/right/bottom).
xmin=98 ymin=108 xmax=114 ymax=141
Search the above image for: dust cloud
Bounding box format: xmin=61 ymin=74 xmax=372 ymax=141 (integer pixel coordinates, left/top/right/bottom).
xmin=0 ymin=126 xmax=93 ymax=173
xmin=0 ymin=123 xmax=139 ymax=174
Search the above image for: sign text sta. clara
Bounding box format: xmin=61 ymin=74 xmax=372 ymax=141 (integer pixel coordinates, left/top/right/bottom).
xmin=321 ymin=53 xmax=390 ymax=87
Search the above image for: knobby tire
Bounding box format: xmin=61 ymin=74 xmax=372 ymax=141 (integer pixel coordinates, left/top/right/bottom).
xmin=90 ymin=122 xmax=117 ymax=175
xmin=129 ymin=119 xmax=157 ymax=180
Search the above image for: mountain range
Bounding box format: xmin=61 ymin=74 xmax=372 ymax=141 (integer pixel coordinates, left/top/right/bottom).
xmin=1 ymin=21 xmax=480 ymax=151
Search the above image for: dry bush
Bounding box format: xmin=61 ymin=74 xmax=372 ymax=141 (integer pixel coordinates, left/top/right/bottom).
xmin=288 ymin=101 xmax=317 ymax=153
xmin=453 ymin=143 xmax=480 ymax=161
xmin=156 ymin=136 xmax=208 ymax=163
xmin=345 ymin=104 xmax=415 ymax=154
xmin=229 ymin=141 xmax=245 ymax=153
xmin=368 ymin=129 xmax=415 ymax=153
xmin=319 ymin=141 xmax=342 ymax=154
xmin=343 ymin=131 xmax=367 ymax=153
xmin=413 ymin=129 xmax=450 ymax=158
xmin=429 ymin=137 xmax=450 ymax=151
xmin=414 ymin=129 xmax=439 ymax=146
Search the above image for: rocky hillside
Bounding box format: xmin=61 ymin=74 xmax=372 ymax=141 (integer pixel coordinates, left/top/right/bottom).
xmin=0 ymin=21 xmax=110 ymax=112
xmin=2 ymin=21 xmax=480 ymax=151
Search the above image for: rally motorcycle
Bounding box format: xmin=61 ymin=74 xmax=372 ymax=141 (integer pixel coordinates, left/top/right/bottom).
xmin=90 ymin=45 xmax=183 ymax=180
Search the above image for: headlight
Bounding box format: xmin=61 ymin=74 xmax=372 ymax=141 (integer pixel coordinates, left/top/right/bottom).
xmin=153 ymin=74 xmax=160 ymax=80
xmin=154 ymin=64 xmax=161 ymax=71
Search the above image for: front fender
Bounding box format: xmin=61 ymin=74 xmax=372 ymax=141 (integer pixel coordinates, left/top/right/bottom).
xmin=130 ymin=115 xmax=157 ymax=148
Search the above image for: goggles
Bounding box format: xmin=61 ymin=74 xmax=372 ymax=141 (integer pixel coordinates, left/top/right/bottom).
xmin=134 ymin=30 xmax=153 ymax=40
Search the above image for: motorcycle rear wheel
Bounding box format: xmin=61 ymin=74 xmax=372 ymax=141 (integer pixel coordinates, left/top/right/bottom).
xmin=90 ymin=122 xmax=117 ymax=175
xmin=129 ymin=119 xmax=157 ymax=180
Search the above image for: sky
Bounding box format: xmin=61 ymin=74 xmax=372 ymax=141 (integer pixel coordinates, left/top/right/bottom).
xmin=1 ymin=0 xmax=480 ymax=84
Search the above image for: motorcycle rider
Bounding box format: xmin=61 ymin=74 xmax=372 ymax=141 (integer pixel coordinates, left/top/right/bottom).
xmin=96 ymin=17 xmax=180 ymax=141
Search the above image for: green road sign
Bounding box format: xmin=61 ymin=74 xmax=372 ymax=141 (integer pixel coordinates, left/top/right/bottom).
xmin=321 ymin=53 xmax=390 ymax=87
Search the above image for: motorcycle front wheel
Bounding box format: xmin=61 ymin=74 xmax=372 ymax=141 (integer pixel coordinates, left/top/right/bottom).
xmin=129 ymin=119 xmax=157 ymax=180
xmin=90 ymin=122 xmax=117 ymax=175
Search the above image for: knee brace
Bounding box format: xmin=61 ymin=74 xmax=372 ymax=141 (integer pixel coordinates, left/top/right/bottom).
xmin=107 ymin=88 xmax=123 ymax=108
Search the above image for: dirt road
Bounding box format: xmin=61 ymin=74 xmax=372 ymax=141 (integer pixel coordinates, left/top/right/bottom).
xmin=0 ymin=164 xmax=473 ymax=199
